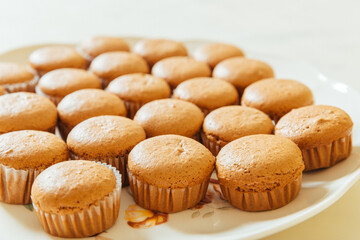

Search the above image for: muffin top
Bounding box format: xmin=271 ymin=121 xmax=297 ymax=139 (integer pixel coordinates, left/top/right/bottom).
xmin=134 ymin=99 xmax=204 ymax=138
xmin=67 ymin=116 xmax=146 ymax=158
xmin=77 ymin=36 xmax=130 ymax=61
xmin=241 ymin=78 xmax=314 ymax=121
xmin=89 ymin=51 xmax=149 ymax=80
xmin=57 ymin=89 xmax=126 ymax=128
xmin=0 ymin=62 xmax=35 ymax=84
xmin=133 ymin=39 xmax=188 ymax=66
xmin=0 ymin=130 xmax=68 ymax=170
xmin=106 ymin=73 xmax=171 ymax=103
xmin=216 ymin=134 xmax=304 ymax=192
xmin=193 ymin=43 xmax=244 ymax=69
xmin=128 ymin=135 xmax=215 ymax=188
xmin=29 ymin=46 xmax=87 ymax=75
xmin=152 ymin=56 xmax=211 ymax=88
xmin=275 ymin=105 xmax=353 ymax=149
xmin=31 ymin=160 xmax=117 ymax=214
xmin=213 ymin=57 xmax=274 ymax=92
xmin=0 ymin=92 xmax=57 ymax=134
xmin=37 ymin=68 xmax=101 ymax=97
xmin=203 ymin=106 xmax=274 ymax=146
xmin=172 ymin=77 xmax=238 ymax=110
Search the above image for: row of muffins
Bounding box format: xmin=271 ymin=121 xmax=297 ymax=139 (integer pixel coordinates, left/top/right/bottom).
xmin=0 ymin=36 xmax=354 ymax=238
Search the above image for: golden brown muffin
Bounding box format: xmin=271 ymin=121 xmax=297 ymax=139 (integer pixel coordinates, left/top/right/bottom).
xmin=57 ymin=89 xmax=127 ymax=140
xmin=36 ymin=68 xmax=101 ymax=105
xmin=213 ymin=57 xmax=274 ymax=94
xmin=89 ymin=51 xmax=149 ymax=88
xmin=216 ymin=134 xmax=304 ymax=211
xmin=28 ymin=46 xmax=87 ymax=77
xmin=106 ymin=73 xmax=171 ymax=118
xmin=193 ymin=43 xmax=245 ymax=69
xmin=67 ymin=115 xmax=146 ymax=185
xmin=0 ymin=62 xmax=38 ymax=93
xmin=31 ymin=160 xmax=122 ymax=238
xmin=241 ymin=78 xmax=314 ymax=122
xmin=275 ymin=105 xmax=353 ymax=171
xmin=202 ymin=106 xmax=274 ymax=155
xmin=0 ymin=130 xmax=68 ymax=204
xmin=133 ymin=39 xmax=188 ymax=67
xmin=172 ymin=77 xmax=238 ymax=115
xmin=128 ymin=134 xmax=215 ymax=213
xmin=0 ymin=86 xmax=4 ymax=95
xmin=151 ymin=56 xmax=211 ymax=89
xmin=134 ymin=99 xmax=204 ymax=139
xmin=77 ymin=36 xmax=130 ymax=61
xmin=0 ymin=92 xmax=57 ymax=134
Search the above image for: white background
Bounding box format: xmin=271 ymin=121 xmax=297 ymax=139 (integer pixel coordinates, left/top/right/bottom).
xmin=0 ymin=0 xmax=360 ymax=239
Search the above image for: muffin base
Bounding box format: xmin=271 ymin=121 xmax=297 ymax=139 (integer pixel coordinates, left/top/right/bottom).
xmin=70 ymin=152 xmax=129 ymax=186
xmin=128 ymin=169 xmax=210 ymax=213
xmin=302 ymin=134 xmax=352 ymax=171
xmin=201 ymin=131 xmax=223 ymax=156
xmin=123 ymin=100 xmax=143 ymax=119
xmin=0 ymin=164 xmax=42 ymax=204
xmin=1 ymin=76 xmax=38 ymax=93
xmin=32 ymin=162 xmax=122 ymax=238
xmin=35 ymin=86 xmax=63 ymax=106
xmin=220 ymin=175 xmax=302 ymax=211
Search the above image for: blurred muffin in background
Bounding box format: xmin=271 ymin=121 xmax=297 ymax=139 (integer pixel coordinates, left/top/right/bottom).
xmin=0 ymin=62 xmax=38 ymax=93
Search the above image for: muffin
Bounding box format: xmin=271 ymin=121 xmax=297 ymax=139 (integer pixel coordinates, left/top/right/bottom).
xmin=36 ymin=68 xmax=101 ymax=105
xmin=0 ymin=130 xmax=68 ymax=204
xmin=31 ymin=160 xmax=121 ymax=238
xmin=134 ymin=99 xmax=204 ymax=140
xmin=213 ymin=57 xmax=274 ymax=94
xmin=106 ymin=73 xmax=171 ymax=118
xmin=0 ymin=86 xmax=4 ymax=95
xmin=241 ymin=78 xmax=314 ymax=122
xmin=128 ymin=134 xmax=215 ymax=213
xmin=152 ymin=56 xmax=211 ymax=89
xmin=275 ymin=105 xmax=353 ymax=171
xmin=133 ymin=39 xmax=188 ymax=67
xmin=216 ymin=134 xmax=304 ymax=211
xmin=172 ymin=77 xmax=238 ymax=115
xmin=193 ymin=43 xmax=245 ymax=69
xmin=202 ymin=106 xmax=274 ymax=155
xmin=0 ymin=92 xmax=57 ymax=134
xmin=77 ymin=36 xmax=130 ymax=62
xmin=29 ymin=46 xmax=87 ymax=77
xmin=57 ymin=89 xmax=127 ymax=140
xmin=0 ymin=62 xmax=38 ymax=93
xmin=89 ymin=51 xmax=149 ymax=88
xmin=67 ymin=115 xmax=146 ymax=185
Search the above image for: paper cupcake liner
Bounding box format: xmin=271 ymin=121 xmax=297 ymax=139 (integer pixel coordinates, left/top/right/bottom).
xmin=123 ymin=100 xmax=143 ymax=119
xmin=220 ymin=174 xmax=302 ymax=211
xmin=32 ymin=162 xmax=122 ymax=238
xmin=57 ymin=120 xmax=72 ymax=141
xmin=1 ymin=77 xmax=38 ymax=93
xmin=70 ymin=152 xmax=129 ymax=186
xmin=0 ymin=163 xmax=42 ymax=204
xmin=100 ymin=78 xmax=113 ymax=89
xmin=201 ymin=131 xmax=223 ymax=156
xmin=35 ymin=86 xmax=63 ymax=106
xmin=127 ymin=169 xmax=210 ymax=213
xmin=302 ymin=134 xmax=352 ymax=171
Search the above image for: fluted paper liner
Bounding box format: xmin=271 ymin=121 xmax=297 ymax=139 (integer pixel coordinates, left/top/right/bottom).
xmin=35 ymin=86 xmax=63 ymax=105
xmin=57 ymin=120 xmax=72 ymax=141
xmin=32 ymin=162 xmax=122 ymax=238
xmin=2 ymin=77 xmax=38 ymax=93
xmin=201 ymin=132 xmax=222 ymax=156
xmin=220 ymin=175 xmax=302 ymax=211
xmin=128 ymin=169 xmax=210 ymax=213
xmin=70 ymin=152 xmax=129 ymax=186
xmin=302 ymin=134 xmax=352 ymax=171
xmin=0 ymin=164 xmax=42 ymax=204
xmin=123 ymin=100 xmax=142 ymax=119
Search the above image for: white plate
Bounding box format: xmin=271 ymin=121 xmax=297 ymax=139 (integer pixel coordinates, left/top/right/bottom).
xmin=0 ymin=39 xmax=359 ymax=240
